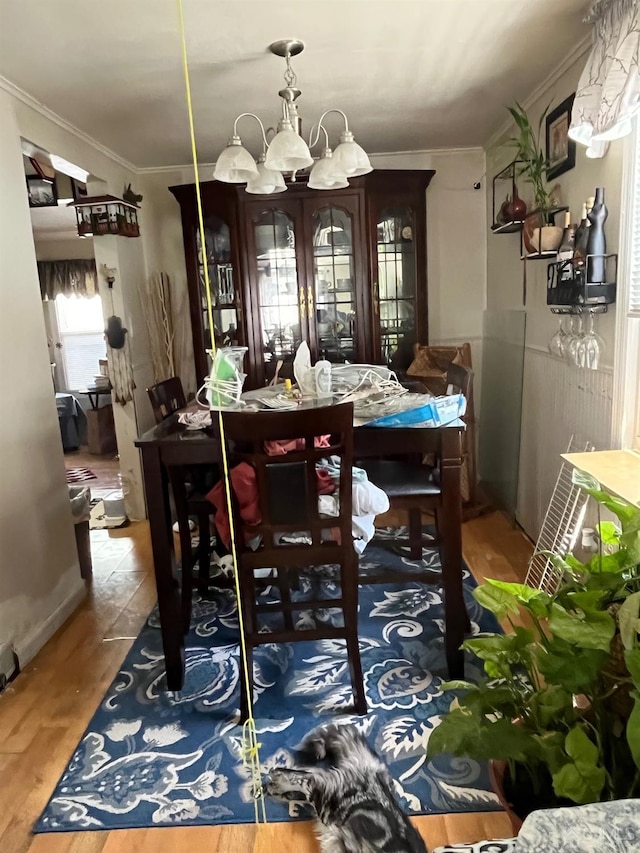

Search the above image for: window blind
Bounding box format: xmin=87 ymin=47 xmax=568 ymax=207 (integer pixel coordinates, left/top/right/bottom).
xmin=61 ymin=332 xmax=106 ymax=391
xmin=628 ymin=126 xmax=640 ymax=318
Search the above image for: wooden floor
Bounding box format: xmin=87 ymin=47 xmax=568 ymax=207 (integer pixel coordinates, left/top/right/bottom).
xmin=64 ymin=446 xmax=121 ymax=491
xmin=0 ymin=511 xmax=531 ymax=853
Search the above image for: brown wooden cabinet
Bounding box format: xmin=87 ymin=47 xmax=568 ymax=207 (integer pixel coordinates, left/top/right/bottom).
xmin=170 ymin=169 xmax=434 ymax=389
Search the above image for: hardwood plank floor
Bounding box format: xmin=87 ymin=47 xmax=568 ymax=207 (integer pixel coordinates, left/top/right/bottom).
xmin=0 ymin=512 xmax=530 ymax=852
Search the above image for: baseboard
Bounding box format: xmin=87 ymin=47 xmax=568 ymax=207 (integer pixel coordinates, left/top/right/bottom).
xmin=15 ymin=579 xmax=86 ymax=667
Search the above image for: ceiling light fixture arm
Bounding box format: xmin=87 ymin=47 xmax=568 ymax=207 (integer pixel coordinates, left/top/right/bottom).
xmin=308 ymin=123 xmax=331 ymax=152
xmin=231 ymin=112 xmax=269 ymax=152
xmin=309 ymin=109 xmax=350 ymax=149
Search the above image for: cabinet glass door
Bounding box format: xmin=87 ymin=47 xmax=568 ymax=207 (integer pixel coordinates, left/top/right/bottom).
xmin=253 ymin=209 xmax=303 ymax=382
xmin=196 ymin=216 xmax=240 ymax=361
xmin=375 ymin=207 xmax=417 ymax=367
xmin=311 ymin=206 xmax=357 ymax=363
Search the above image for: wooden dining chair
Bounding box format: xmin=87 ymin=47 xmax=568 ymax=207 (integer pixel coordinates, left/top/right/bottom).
xmin=358 ymin=363 xmax=473 ymax=570
xmin=147 ymin=376 xmax=187 ymax=422
xmin=147 ymin=378 xmax=216 ymax=626
xmin=220 ymin=402 xmax=366 ymax=722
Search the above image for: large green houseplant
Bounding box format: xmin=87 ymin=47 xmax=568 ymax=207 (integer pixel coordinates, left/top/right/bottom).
xmin=505 ymin=102 xmax=561 ymax=253
xmin=428 ymin=470 xmax=640 ymax=821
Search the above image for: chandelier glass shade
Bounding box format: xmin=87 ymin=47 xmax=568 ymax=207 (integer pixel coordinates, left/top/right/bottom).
xmin=333 ymin=131 xmax=373 ymax=177
xmin=264 ymin=120 xmax=314 ymax=172
xmin=246 ymin=157 xmax=287 ymax=194
xmin=213 ymin=40 xmax=372 ymax=194
xmin=213 ymin=136 xmax=259 ymax=183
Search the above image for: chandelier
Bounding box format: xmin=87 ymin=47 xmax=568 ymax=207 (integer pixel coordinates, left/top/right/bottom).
xmin=213 ymin=39 xmax=373 ymax=194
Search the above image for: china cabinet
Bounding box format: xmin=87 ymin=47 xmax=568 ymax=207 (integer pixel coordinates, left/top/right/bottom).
xmin=170 ymin=169 xmax=434 ymax=388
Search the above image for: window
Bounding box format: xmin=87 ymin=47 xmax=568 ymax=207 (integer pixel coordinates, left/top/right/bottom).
xmin=55 ymin=294 xmax=106 ymax=391
xmin=613 ymin=119 xmax=640 ymax=449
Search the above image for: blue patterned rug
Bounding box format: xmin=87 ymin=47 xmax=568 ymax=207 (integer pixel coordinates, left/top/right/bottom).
xmin=35 ymin=528 xmax=502 ymax=833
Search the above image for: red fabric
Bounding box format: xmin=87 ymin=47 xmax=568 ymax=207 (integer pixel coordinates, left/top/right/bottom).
xmin=263 ymin=434 xmax=331 ymax=456
xmin=206 ymin=435 xmax=335 ymax=549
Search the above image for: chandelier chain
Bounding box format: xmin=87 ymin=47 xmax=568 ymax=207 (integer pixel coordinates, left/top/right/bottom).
xmin=283 ymin=51 xmax=297 ymax=88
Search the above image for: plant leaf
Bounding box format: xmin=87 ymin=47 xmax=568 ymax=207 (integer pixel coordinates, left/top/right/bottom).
xmin=535 ymin=640 xmax=606 ymax=693
xmin=552 ymin=761 xmax=605 ymax=804
xmin=439 ymin=680 xmax=477 ymax=692
xmin=619 ymin=593 xmax=640 ymax=651
xmin=485 ymin=579 xmax=551 ymax=612
xmin=427 ymin=710 xmax=533 ymax=762
xmin=531 ymin=685 xmax=573 ymax=728
xmin=571 ymin=469 xmax=638 ymax=526
xmin=597 ymin=520 xmax=620 ymax=545
xmin=549 ymin=602 xmax=615 ymax=651
xmin=626 ymin=689 xmax=640 ymax=770
xmin=473 ymin=584 xmax=519 ymax=619
xmin=551 ymin=726 xmax=605 ymax=804
xmin=625 ymin=648 xmax=640 ymax=685
xmin=565 ymin=725 xmax=598 ymax=767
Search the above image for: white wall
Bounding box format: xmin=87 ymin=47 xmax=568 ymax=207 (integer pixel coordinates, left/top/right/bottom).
xmin=0 ymin=89 xmax=84 ymax=665
xmin=35 ymin=237 xmax=94 ymax=260
xmin=485 ymin=51 xmax=624 ymax=537
xmin=12 ymin=88 xmax=158 ymax=519
xmin=138 ymin=170 xmax=196 ymax=396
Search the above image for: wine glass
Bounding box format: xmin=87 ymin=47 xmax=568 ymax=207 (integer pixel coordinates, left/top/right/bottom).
xmin=565 ymin=315 xmax=584 ymax=366
xmin=576 ymin=313 xmax=603 ymax=370
xmin=548 ymin=316 xmax=568 ymax=360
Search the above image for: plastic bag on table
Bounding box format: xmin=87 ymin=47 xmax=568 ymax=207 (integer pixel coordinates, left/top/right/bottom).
xmin=363 ymin=393 xmax=466 ymax=428
xmin=199 ymin=346 xmax=248 ymax=410
xmin=293 ymin=341 xmax=316 ymax=395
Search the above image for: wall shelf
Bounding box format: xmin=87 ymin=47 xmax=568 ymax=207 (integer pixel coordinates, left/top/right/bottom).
xmin=521 ymin=250 xmax=558 ymax=260
xmin=491 ymin=160 xmax=527 ymax=232
xmin=491 ymin=220 xmax=524 ymax=234
xmin=546 ymin=254 xmax=617 ymax=313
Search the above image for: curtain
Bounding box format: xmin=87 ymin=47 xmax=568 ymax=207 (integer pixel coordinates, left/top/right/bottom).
xmin=569 ymin=0 xmax=640 ymax=158
xmin=38 ymin=259 xmax=98 ymax=300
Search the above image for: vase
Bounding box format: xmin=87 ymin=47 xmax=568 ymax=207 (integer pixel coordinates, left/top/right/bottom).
xmin=489 ymin=760 xmax=524 ymax=836
xmin=586 ymin=187 xmax=608 ymax=283
xmin=497 ymin=195 xmax=511 ymax=225
xmin=505 ymin=187 xmax=527 ymax=221
xmin=529 ymin=225 xmax=563 ymax=254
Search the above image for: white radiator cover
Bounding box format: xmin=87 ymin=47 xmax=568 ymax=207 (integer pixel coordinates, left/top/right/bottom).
xmin=517 ymin=347 xmax=613 ymax=539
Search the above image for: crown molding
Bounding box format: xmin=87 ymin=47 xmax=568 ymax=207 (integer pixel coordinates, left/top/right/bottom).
xmin=137 ymin=146 xmax=486 ymax=177
xmin=484 ymin=34 xmax=592 ymax=151
xmin=369 ymin=146 xmax=485 ymax=157
xmin=34 ymin=230 xmax=88 ymax=242
xmin=137 ymin=163 xmax=213 ymax=175
xmin=0 ymin=74 xmax=138 ymax=175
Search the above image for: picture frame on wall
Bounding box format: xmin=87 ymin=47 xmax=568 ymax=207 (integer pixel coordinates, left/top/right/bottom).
xmin=546 ymin=94 xmax=576 ymax=181
xmin=70 ymin=177 xmax=88 ymax=202
xmin=26 ymin=175 xmax=58 ymax=208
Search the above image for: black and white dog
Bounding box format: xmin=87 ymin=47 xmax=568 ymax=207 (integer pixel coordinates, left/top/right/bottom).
xmin=266 ymin=724 xmax=428 ymax=853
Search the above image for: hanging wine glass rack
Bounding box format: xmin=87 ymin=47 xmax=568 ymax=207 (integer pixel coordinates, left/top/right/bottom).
xmin=546 ymin=254 xmax=617 ymax=314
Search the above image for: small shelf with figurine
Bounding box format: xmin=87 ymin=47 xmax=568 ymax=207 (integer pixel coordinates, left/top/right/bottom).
xmin=547 ymin=254 xmax=617 ymax=315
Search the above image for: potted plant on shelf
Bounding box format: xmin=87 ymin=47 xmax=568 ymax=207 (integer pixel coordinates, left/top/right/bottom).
xmin=506 ymin=102 xmax=562 ymax=254
xmin=427 ymin=470 xmax=640 ymax=833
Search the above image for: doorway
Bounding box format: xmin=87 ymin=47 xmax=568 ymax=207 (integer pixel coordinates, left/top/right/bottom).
xmin=24 ymin=147 xmax=124 ymax=531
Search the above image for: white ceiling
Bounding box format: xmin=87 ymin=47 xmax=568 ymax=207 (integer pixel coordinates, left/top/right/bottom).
xmin=0 ymin=0 xmax=592 ymax=169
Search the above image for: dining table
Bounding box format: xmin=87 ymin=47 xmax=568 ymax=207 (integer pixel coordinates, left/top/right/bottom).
xmin=135 ymin=391 xmax=466 ymax=692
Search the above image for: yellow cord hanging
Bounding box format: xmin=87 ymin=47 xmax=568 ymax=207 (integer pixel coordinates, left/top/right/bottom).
xmin=176 ymin=0 xmax=267 ymax=823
